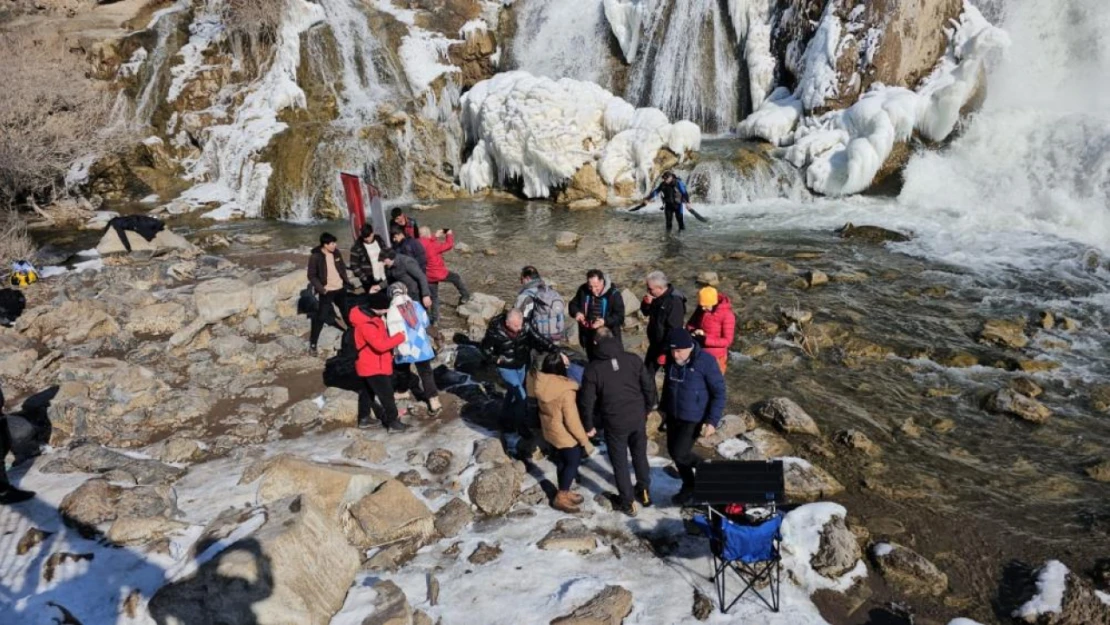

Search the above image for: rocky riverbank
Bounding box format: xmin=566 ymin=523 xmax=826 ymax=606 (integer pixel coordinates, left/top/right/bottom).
xmin=4 ymin=212 xmax=1110 ymax=625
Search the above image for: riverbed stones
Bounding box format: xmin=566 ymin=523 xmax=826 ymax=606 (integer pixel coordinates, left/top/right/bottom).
xmin=835 ymin=223 xmax=910 ymax=243
xmin=468 ymin=541 xmax=502 ymax=564
xmin=754 ymin=397 xmax=820 ymax=436
xmin=555 ymin=231 xmax=582 ymax=249
xmin=1089 ymin=385 xmax=1110 ymax=413
xmin=737 ymin=428 xmax=794 ymax=460
xmin=812 ymin=514 xmax=863 ymax=579
xmin=782 ymin=458 xmax=844 ymax=502
xmin=1085 ymin=460 xmax=1110 ymax=483
xmin=1011 ymin=377 xmax=1045 ymax=398
xmin=468 ymin=462 xmax=521 ymax=516
xmin=871 ymin=542 xmax=947 ymax=597
xmin=434 ymin=497 xmax=474 ymax=538
xmin=425 ymin=448 xmax=454 ymax=474
xmin=538 ymin=519 xmax=597 ymax=554
xmin=148 ymin=496 xmax=358 ymax=625
xmin=834 ymin=429 xmax=880 ymax=456
xmin=551 ymin=585 xmax=633 ymax=625
xmin=696 ymin=271 xmax=720 ymax=287
xmin=41 ymin=443 xmax=185 ymax=485
xmin=348 ymin=479 xmax=435 ymax=549
xmin=979 ymin=319 xmax=1029 ymax=349
xmin=194 ymin=278 xmax=253 ymax=323
xmin=342 ymin=437 xmax=388 ymax=464
xmin=985 ymin=388 xmax=1051 ymax=423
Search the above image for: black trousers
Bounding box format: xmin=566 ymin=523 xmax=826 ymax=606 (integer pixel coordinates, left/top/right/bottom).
xmin=0 ymin=416 xmax=11 ymax=488
xmin=554 ymin=445 xmax=584 ymax=491
xmin=666 ymin=416 xmax=702 ymax=491
xmin=664 ymin=205 xmax=685 ymax=231
xmin=357 ymin=375 xmax=399 ymax=426
xmin=310 ymin=289 xmax=349 ymax=346
xmin=397 ymin=360 xmax=438 ymax=400
xmin=605 ymin=426 xmax=651 ymax=506
xmin=429 ymin=271 xmax=470 ymax=324
xmin=644 ymin=343 xmax=665 ymax=375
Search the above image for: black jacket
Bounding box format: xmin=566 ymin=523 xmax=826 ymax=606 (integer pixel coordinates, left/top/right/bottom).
xmin=568 ymin=279 xmax=625 ymax=346
xmin=397 ymin=237 xmax=428 ymax=273
xmin=481 ymin=313 xmax=558 ymax=370
xmin=307 ymin=246 xmax=352 ymax=296
xmin=350 ymin=236 xmax=387 ymax=289
xmin=640 ymin=285 xmax=686 ymax=348
xmin=577 ymin=336 xmax=657 ymax=432
xmin=385 ymin=253 xmax=431 ymax=300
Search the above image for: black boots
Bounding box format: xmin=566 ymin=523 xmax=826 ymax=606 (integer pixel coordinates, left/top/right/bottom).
xmin=0 ymin=484 xmax=34 ymax=505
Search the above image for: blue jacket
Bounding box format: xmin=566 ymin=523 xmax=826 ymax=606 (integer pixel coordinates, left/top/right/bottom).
xmin=647 ymin=179 xmax=689 ymax=209
xmin=660 ymin=346 xmax=726 ymax=427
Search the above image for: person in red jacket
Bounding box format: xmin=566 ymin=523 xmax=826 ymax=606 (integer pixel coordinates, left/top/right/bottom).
xmin=348 ymin=291 xmax=409 ymax=432
xmin=686 ymin=287 xmax=735 ymax=373
xmin=419 ymin=226 xmax=471 ymax=324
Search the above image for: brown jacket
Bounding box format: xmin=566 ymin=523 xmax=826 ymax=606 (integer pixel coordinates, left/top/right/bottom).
xmin=534 ymin=372 xmax=594 ymax=452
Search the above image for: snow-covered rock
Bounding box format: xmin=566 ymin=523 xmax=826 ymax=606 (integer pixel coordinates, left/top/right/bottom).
xmin=737 ymin=87 xmax=803 ymax=146
xmin=780 ymin=503 xmax=867 ymax=594
xmin=459 ymin=71 xmax=700 ymax=199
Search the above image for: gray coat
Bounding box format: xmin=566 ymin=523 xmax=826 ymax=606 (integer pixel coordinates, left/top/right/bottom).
xmin=386 ymin=253 xmax=431 ymax=300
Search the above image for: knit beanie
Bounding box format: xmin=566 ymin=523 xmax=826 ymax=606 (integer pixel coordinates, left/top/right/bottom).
xmin=698 ymin=287 xmax=719 ymax=307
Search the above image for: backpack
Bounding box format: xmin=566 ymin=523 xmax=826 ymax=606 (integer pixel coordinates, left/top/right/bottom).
xmin=322 ymin=328 xmax=364 ymax=392
xmin=9 ymin=261 xmax=38 ymax=288
xmin=529 ymin=284 xmax=566 ymax=341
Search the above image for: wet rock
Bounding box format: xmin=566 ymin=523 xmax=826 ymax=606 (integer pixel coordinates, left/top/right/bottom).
xmin=349 ymin=479 xmax=434 ymax=549
xmin=1085 ymin=460 xmax=1110 ymax=483
xmin=835 ymin=223 xmax=910 ymax=244
xmin=1039 ymin=310 xmax=1056 ymax=329
xmin=59 ymin=479 xmax=176 ymax=532
xmin=782 ymin=458 xmax=844 ymax=502
xmin=931 ymin=418 xmax=956 ymax=434
xmin=805 ymin=270 xmax=829 ymax=288
xmin=425 ymin=448 xmax=454 ymax=474
xmin=812 ymin=514 xmax=863 ymax=579
xmin=696 ymin=411 xmax=756 ymax=448
xmin=1059 ymin=316 xmax=1080 ymax=332
xmin=834 ymin=430 xmax=880 ymax=456
xmin=940 ymin=351 xmax=979 ymax=368
xmin=871 ymin=542 xmax=948 ymax=597
xmin=468 ymin=463 xmax=521 ymax=516
xmin=434 ymin=497 xmax=474 ymax=538
xmin=551 ymin=585 xmax=633 ymax=625
xmin=985 ymin=388 xmax=1051 ymax=424
xmin=555 ymin=231 xmax=582 ymax=249
xmin=126 ymin=301 xmax=187 ymax=335
xmin=342 ymin=438 xmax=387 ymax=464
xmin=898 ymin=417 xmax=923 ymax=438
xmin=41 ymin=444 xmax=185 ymax=485
xmin=1090 ymin=385 xmax=1110 ymax=413
xmin=149 ymin=496 xmax=358 ymax=625
xmin=737 ymin=428 xmax=794 ymax=460
xmin=979 ymin=319 xmax=1029 ymax=349
xmin=107 ymin=516 xmax=189 ymax=547
xmin=692 ymin=589 xmax=714 ymax=620
xmin=17 ymin=300 xmax=121 ymax=347
xmin=696 ymin=271 xmax=720 ymax=287
xmin=754 ymin=397 xmax=820 ymax=436
xmin=1011 ymin=377 xmax=1045 ymax=398
xmin=569 ymin=198 xmax=603 ymax=210
xmin=1017 ymin=359 xmax=1060 ymax=373
xmin=468 ymin=541 xmax=502 ymax=564
xmin=537 ymin=519 xmax=597 ymax=554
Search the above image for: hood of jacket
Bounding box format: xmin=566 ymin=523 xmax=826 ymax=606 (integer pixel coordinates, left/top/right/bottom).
xmin=348 ymin=304 xmax=375 ymax=327
xmin=534 ymin=371 xmax=578 ymax=402
xmin=520 ymin=278 xmax=546 ymax=293
xmin=593 ymin=336 xmax=624 ymax=360
xmin=709 ymin=293 xmax=732 ymax=312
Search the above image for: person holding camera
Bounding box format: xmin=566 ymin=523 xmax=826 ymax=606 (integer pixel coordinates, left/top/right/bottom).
xmin=419 ymin=226 xmax=471 ymax=324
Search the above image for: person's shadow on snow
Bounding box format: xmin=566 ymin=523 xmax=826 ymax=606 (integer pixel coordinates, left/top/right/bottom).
xmin=149 ymin=538 xmax=274 ymax=625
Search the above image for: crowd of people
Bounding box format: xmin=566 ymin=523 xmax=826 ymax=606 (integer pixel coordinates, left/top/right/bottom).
xmin=306 ymin=208 xmax=736 ymax=517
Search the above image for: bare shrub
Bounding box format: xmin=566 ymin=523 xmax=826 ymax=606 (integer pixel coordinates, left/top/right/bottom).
xmin=0 ymin=210 xmax=37 ymax=266
xmin=220 ymin=0 xmax=287 ymax=46
xmin=0 ymin=30 xmax=117 ymax=207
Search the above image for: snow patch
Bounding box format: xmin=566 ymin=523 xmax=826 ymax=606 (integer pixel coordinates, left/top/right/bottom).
xmin=459 ymin=71 xmax=701 ymax=198
xmin=167 ymin=10 xmax=224 ymax=103
xmin=603 ymin=0 xmax=645 ymax=63
xmin=872 ymin=542 xmax=894 ymax=557
xmin=1013 ymin=560 xmax=1069 ymax=619
xmin=716 ymin=438 xmax=751 ymax=459
xmin=459 ymin=19 xmax=489 ymax=38
xmin=948 ymin=619 xmax=986 ymax=625
xmin=780 ymin=502 xmax=867 ymax=595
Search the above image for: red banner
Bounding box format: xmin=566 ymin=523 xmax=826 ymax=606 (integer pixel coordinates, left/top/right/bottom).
xmin=340 ymin=173 xmax=366 ymax=243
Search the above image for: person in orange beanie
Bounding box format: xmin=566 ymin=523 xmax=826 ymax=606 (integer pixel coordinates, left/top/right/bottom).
xmin=686 ymin=286 xmax=735 ymax=373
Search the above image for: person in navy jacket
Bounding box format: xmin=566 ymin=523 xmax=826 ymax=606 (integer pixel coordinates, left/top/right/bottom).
xmin=660 ymin=328 xmax=727 ymax=505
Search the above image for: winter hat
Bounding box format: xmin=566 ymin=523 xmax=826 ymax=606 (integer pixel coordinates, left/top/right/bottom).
xmin=668 ymin=328 xmax=695 ymax=350
xmin=364 ymin=291 xmax=392 ymax=312
xmin=388 ymin=282 xmax=408 ymax=299
xmin=698 ymin=287 xmax=719 ymax=307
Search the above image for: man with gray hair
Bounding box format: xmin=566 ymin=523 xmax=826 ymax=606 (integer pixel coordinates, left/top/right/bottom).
xmin=640 ymin=270 xmax=687 ymax=375
xmin=482 ymin=308 xmax=559 ymax=435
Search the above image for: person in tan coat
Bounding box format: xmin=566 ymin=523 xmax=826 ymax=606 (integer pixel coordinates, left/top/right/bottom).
xmin=534 ymin=352 xmax=594 ymax=513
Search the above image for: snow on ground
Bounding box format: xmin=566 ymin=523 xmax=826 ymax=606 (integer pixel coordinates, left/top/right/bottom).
xmin=459 ymin=71 xmax=701 ymax=198
xmin=1012 ymin=559 xmax=1069 ymax=620
xmin=3 ymin=403 xmax=854 ymax=624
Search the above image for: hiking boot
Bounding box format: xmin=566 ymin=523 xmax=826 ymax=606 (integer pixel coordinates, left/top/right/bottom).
xmin=308 ymin=343 xmax=318 ymax=355
xmin=635 ymin=484 xmax=652 ymax=508
xmin=357 ymin=417 xmax=379 ymax=429
xmin=459 ymin=295 xmax=471 ymax=306
xmin=428 ymin=397 xmax=442 ymax=417
xmin=552 ymin=491 xmax=581 ymax=514
xmin=0 ymin=486 xmax=35 ymax=505
xmin=671 ymin=488 xmax=694 ymax=506
xmin=384 ymin=420 xmax=410 ymax=433
xmin=615 ymin=499 xmax=638 ymax=517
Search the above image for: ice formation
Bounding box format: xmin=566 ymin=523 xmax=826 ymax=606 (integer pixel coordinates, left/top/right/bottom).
xmin=1013 ymin=560 xmax=1069 ymax=620
xmin=728 ymin=0 xmax=776 ymax=108
xmin=603 ymin=0 xmax=644 ymax=64
xmin=794 ymin=1 xmax=844 ymax=112
xmin=459 ymin=71 xmax=701 ymax=198
xmin=737 ymin=86 xmax=803 ymax=146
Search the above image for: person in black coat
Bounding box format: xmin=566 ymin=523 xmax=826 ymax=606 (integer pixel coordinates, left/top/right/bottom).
xmin=577 ymin=330 xmax=657 ymax=516
xmin=481 ymin=309 xmax=559 ymax=435
xmin=1 ymin=386 xmax=35 ymax=505
xmin=390 ymin=225 xmax=428 ymax=274
xmin=568 ymin=269 xmax=624 ymax=360
xmin=640 ymin=270 xmax=687 ymax=374
xmin=306 ymin=232 xmax=353 ymax=353
xmin=349 ymin=223 xmax=387 ymax=292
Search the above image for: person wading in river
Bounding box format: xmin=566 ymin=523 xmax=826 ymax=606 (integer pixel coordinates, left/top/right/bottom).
xmin=643 ymin=170 xmax=690 ymax=232
xmin=307 ymin=232 xmax=353 ymax=354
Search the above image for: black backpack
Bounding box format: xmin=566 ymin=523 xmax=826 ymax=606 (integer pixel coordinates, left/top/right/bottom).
xmin=322 ymin=328 xmax=364 ymax=392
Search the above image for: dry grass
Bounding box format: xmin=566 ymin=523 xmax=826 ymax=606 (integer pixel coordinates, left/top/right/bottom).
xmin=0 ymin=210 xmax=37 ymax=266
xmin=0 ymin=30 xmax=118 ymax=207
xmin=221 ymin=0 xmax=286 ymax=46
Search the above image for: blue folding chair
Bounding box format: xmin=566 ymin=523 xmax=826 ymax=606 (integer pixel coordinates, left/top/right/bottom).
xmin=691 ymin=460 xmax=786 ymax=614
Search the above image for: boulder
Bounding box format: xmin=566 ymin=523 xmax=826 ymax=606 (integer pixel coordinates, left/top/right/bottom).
xmin=985 ymin=389 xmax=1051 ymax=424
xmin=870 ymin=542 xmax=948 ymax=597
xmin=434 ymin=497 xmax=474 ymax=538
xmin=425 ymin=448 xmax=454 ymax=474
xmin=834 ymin=430 xmax=881 ymax=456
xmin=194 ymin=278 xmax=254 ymax=323
xmin=96 ymin=227 xmax=195 ymax=256
xmin=342 ymin=438 xmax=388 ymax=464
xmin=537 ymin=519 xmax=597 ymax=555
xmin=835 ymin=223 xmax=910 ymax=243
xmin=249 ymin=455 xmax=392 ymax=525
xmin=59 ymin=479 xmax=176 ymax=532
xmin=783 ymin=458 xmax=844 ymax=502
xmin=551 ymin=585 xmax=633 ymax=625
xmin=250 ymin=270 xmax=303 ymax=313
xmin=148 ymin=496 xmax=359 ymax=625
xmin=736 ymin=428 xmax=794 ymax=460
xmin=555 ymin=231 xmax=582 ymax=249
xmin=348 ymin=480 xmax=435 ymax=549
xmin=107 ymin=516 xmax=189 ymax=546
xmin=126 ymin=301 xmax=187 ymax=335
xmin=17 ymin=300 xmax=121 ymax=346
xmin=558 ymin=163 xmax=608 ymax=203
xmin=754 ymin=398 xmax=821 ymax=436
xmin=467 ymin=463 xmax=520 ymax=516
xmin=979 ymin=319 xmax=1029 ymax=349
xmin=457 ymin=293 xmax=505 ymax=324
xmin=811 ymin=515 xmax=863 ymax=579
xmin=41 ymin=444 xmax=185 ymax=485
xmin=1013 ymin=560 xmax=1110 ymax=625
